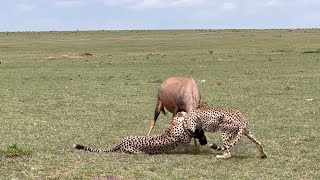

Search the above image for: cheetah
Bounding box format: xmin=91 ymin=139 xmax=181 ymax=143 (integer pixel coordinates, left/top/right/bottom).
xmin=74 ymin=112 xmax=207 ymax=154
xmin=184 ymin=104 xmax=267 ymax=159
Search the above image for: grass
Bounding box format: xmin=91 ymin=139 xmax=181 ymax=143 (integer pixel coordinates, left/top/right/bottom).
xmin=0 ymin=144 xmax=32 ymax=158
xmin=0 ymin=29 xmax=319 ymax=179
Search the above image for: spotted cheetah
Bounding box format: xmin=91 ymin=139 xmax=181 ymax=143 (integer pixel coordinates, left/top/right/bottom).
xmin=184 ymin=104 xmax=267 ymax=159
xmin=74 ymin=112 xmax=207 ymax=154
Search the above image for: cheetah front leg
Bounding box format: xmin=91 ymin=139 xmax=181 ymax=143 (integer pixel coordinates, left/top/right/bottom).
xmin=215 ymin=132 xmax=232 ymax=159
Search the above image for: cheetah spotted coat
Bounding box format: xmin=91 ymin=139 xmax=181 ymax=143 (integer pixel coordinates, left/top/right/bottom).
xmin=74 ymin=112 xmax=200 ymax=154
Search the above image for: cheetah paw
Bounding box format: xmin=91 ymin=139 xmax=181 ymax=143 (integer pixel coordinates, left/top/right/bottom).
xmin=216 ymin=154 xmax=231 ymax=159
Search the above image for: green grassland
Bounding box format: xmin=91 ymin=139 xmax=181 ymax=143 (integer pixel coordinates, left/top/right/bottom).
xmin=0 ymin=29 xmax=319 ymax=179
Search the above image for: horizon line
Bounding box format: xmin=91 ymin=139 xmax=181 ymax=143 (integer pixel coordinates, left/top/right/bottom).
xmin=1 ymin=28 xmax=320 ymax=33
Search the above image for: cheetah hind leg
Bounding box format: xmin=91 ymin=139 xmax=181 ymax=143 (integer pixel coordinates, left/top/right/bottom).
xmin=244 ymin=130 xmax=267 ymax=159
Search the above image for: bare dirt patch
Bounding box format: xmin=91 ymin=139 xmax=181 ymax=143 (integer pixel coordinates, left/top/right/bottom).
xmin=46 ymin=52 xmax=92 ymax=60
xmin=93 ymin=173 xmax=122 ymax=180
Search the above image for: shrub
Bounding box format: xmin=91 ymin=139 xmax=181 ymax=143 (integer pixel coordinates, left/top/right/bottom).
xmin=0 ymin=144 xmax=32 ymax=158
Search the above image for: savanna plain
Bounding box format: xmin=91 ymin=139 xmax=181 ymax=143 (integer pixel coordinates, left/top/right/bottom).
xmin=0 ymin=29 xmax=319 ymax=179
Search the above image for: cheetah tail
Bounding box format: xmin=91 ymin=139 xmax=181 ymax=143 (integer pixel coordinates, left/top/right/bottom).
xmin=73 ymin=144 xmax=113 ymax=153
xmin=209 ymin=143 xmax=225 ymax=151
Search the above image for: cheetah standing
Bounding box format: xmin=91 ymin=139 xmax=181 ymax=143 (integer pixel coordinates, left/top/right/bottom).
xmin=74 ymin=112 xmax=207 ymax=154
xmin=184 ymin=104 xmax=267 ymax=159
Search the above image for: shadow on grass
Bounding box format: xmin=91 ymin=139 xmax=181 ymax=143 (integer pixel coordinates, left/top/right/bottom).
xmin=163 ymin=145 xmax=254 ymax=160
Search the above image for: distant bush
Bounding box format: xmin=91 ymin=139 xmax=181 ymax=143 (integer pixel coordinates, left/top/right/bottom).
xmin=150 ymin=79 xmax=163 ymax=84
xmin=302 ymin=48 xmax=320 ymax=54
xmin=81 ymin=52 xmax=92 ymax=56
xmin=0 ymin=144 xmax=32 ymax=158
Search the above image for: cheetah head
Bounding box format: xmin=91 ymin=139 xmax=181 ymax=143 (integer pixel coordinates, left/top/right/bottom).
xmin=183 ymin=109 xmax=199 ymax=134
xmin=182 ymin=110 xmax=207 ymax=145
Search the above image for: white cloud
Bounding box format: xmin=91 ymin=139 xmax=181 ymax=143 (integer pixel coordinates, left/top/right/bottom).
xmin=262 ymin=0 xmax=316 ymax=7
xmin=135 ymin=0 xmax=207 ymax=9
xmin=102 ymin=0 xmax=137 ymax=6
xmin=137 ymin=0 xmax=161 ymax=8
xmin=222 ymin=2 xmax=236 ymax=11
xmin=101 ymin=0 xmax=207 ymax=9
xmin=55 ymin=0 xmax=84 ymax=7
xmin=171 ymin=0 xmax=207 ymax=7
xmin=264 ymin=0 xmax=279 ymax=7
xmin=16 ymin=3 xmax=36 ymax=12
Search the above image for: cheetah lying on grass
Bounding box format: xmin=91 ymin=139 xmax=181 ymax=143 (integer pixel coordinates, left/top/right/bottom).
xmin=74 ymin=112 xmax=207 ymax=154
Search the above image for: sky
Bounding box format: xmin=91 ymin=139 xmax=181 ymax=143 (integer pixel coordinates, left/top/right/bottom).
xmin=1 ymin=0 xmax=320 ymax=31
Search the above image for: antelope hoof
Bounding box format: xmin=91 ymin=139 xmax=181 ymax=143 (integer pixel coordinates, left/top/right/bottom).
xmin=195 ymin=148 xmax=201 ymax=154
